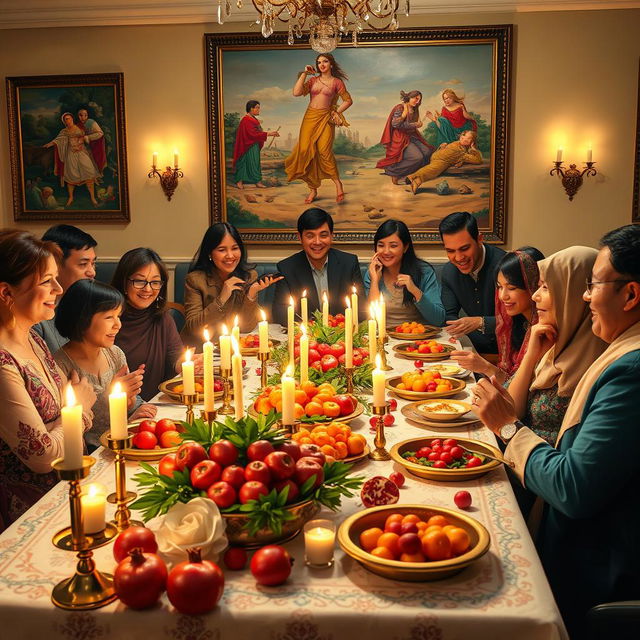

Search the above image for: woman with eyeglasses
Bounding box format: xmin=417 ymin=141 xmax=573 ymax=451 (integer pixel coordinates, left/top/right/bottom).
xmin=111 ymin=248 xmax=184 ymax=400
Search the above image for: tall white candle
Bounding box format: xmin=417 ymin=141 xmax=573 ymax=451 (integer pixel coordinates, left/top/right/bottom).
xmin=182 ymin=349 xmax=195 ymax=396
xmin=287 ymin=296 xmax=295 ymax=364
xmin=351 ymin=286 xmax=359 ymax=330
xmin=152 ymin=151 xmax=158 ymax=168
xmin=587 ymin=147 xmax=593 ymax=163
xmin=344 ymin=297 xmax=353 ymax=368
xmin=322 ymin=291 xmax=329 ymax=326
xmin=81 ymin=484 xmax=107 ymax=534
xmin=220 ymin=324 xmax=231 ymax=371
xmin=281 ymin=364 xmax=295 ymax=425
xmin=368 ymin=305 xmax=377 ymax=363
xmin=203 ymin=329 xmax=215 ymax=412
xmin=232 ymin=315 xmax=240 ymax=345
xmin=174 ymin=149 xmax=179 ymax=168
xmin=556 ymin=147 xmax=563 ymax=162
xmin=301 ymin=289 xmax=308 ymax=328
xmin=62 ymin=384 xmax=83 ymax=469
xmin=372 ymin=354 xmax=385 ymax=407
xmin=108 ymin=381 xmax=128 ymax=440
xmin=377 ymin=293 xmax=386 ymax=340
xmin=258 ymin=309 xmax=269 ymax=354
xmin=300 ymin=323 xmax=309 ymax=384
xmin=231 ymin=337 xmax=244 ymax=420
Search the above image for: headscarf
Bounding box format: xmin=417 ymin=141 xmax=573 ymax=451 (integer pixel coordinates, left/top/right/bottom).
xmin=495 ymin=251 xmax=539 ymax=376
xmin=529 ymin=246 xmax=607 ymax=397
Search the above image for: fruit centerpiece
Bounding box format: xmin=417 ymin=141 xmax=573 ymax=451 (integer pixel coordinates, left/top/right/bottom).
xmin=130 ymin=414 xmax=364 ymax=546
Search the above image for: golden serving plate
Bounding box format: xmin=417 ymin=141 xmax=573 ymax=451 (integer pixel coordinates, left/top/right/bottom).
xmin=401 ymin=402 xmax=481 ymax=430
xmin=338 ymin=504 xmax=490 ymax=581
xmin=238 ymin=338 xmax=281 ymax=357
xmin=249 ymin=401 xmax=365 ymax=426
xmin=418 ymin=400 xmax=472 ymax=421
xmin=423 ymin=363 xmax=469 ymax=378
xmin=386 ymin=375 xmax=466 ymax=400
xmin=387 ymin=327 xmax=441 ymax=340
xmin=392 ymin=342 xmax=455 ymax=361
xmin=99 ymin=424 xmax=181 ymax=462
xmin=390 ymin=436 xmax=502 ymax=482
xmin=342 ymin=444 xmax=370 ymax=464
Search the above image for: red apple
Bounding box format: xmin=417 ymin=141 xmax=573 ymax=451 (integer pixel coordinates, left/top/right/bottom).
xmin=245 ymin=460 xmax=271 ymax=485
xmin=159 ymin=430 xmax=181 ymax=448
xmin=277 ymin=440 xmax=301 ymax=461
xmin=190 ymin=460 xmax=222 ymax=490
xmin=207 ymin=481 xmax=237 ymax=509
xmin=264 ymin=451 xmax=295 ymax=480
xmin=209 ymin=439 xmax=238 ymax=467
xmin=155 ymin=418 xmax=177 ymax=437
xmin=221 ymin=464 xmax=245 ymax=489
xmin=175 ymin=442 xmax=208 ymax=471
xmin=138 ymin=419 xmax=157 ymax=434
xmin=247 ymin=440 xmax=275 ymax=462
xmin=294 ymin=457 xmax=324 ymax=489
xmin=239 ymin=481 xmax=269 ymax=504
xmin=334 ymin=394 xmax=357 ymax=416
xmin=158 ymin=453 xmax=177 ymax=477
xmin=298 ymin=443 xmax=326 ymax=465
xmin=273 ymin=479 xmax=300 ymax=504
xmin=320 ymin=354 xmax=339 ymax=372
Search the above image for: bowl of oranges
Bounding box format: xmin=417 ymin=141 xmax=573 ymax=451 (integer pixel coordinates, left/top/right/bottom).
xmin=337 ymin=504 xmax=490 ymax=581
xmin=289 ymin=422 xmax=369 ymax=463
xmin=393 ymin=340 xmax=455 ymax=361
xmin=388 ymin=322 xmax=441 ymax=340
xmin=386 ymin=370 xmax=466 ymax=400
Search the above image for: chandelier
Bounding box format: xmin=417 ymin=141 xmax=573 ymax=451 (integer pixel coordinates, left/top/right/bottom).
xmin=215 ymin=1 xmax=410 ymax=53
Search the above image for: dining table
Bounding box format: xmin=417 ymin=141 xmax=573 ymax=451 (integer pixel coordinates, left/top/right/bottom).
xmin=0 ymin=326 xmax=568 ymax=639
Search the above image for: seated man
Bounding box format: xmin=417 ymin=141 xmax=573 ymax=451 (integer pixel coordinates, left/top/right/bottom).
xmin=474 ymin=224 xmax=640 ymax=638
xmin=407 ymin=129 xmax=482 ymax=194
xmin=439 ymin=211 xmax=505 ymax=354
xmin=34 ymin=224 xmax=97 ymax=353
xmin=272 ymin=208 xmax=364 ymax=326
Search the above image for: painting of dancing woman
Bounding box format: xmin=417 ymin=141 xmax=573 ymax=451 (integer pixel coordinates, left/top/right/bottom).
xmin=426 ymin=88 xmax=477 ymax=148
xmin=285 ymin=54 xmax=353 ymax=204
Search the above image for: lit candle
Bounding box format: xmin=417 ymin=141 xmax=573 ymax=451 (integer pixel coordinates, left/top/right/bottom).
xmin=300 ymin=323 xmax=309 ymax=384
xmin=231 ymin=337 xmax=244 ymax=420
xmin=108 ymin=381 xmax=128 ymax=440
xmin=61 ymin=384 xmax=83 ymax=469
xmin=556 ymin=147 xmax=563 ymax=163
xmin=174 ymin=149 xmax=179 ymax=168
xmin=301 ymin=289 xmax=308 ymax=328
xmin=152 ymin=151 xmax=158 ymax=168
xmin=351 ymin=286 xmax=359 ymax=329
xmin=587 ymin=146 xmax=593 ymax=163
xmin=232 ymin=315 xmax=240 ymax=345
xmin=203 ymin=329 xmax=215 ymax=412
xmin=287 ymin=296 xmax=295 ymax=364
xmin=344 ymin=297 xmax=353 ymax=368
xmin=281 ymin=364 xmax=295 ymax=425
xmin=81 ymin=484 xmax=107 ymax=534
xmin=377 ymin=293 xmax=386 ymax=341
xmin=258 ymin=309 xmax=269 ymax=354
xmin=322 ymin=291 xmax=329 ymax=326
xmin=182 ymin=349 xmax=195 ymax=396
xmin=368 ymin=305 xmax=377 ymax=363
xmin=304 ymin=519 xmax=336 ymax=567
xmin=220 ymin=324 xmax=231 ymax=371
xmin=372 ymin=353 xmax=385 ymax=407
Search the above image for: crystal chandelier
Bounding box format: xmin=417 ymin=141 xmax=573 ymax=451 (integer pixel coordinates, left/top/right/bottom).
xmin=215 ymin=1 xmax=410 ymax=53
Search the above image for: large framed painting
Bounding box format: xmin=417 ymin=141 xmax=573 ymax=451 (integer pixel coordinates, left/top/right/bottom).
xmin=633 ymin=62 xmax=640 ymax=224
xmin=6 ymin=72 xmax=130 ymax=222
xmin=205 ymin=26 xmax=511 ymax=244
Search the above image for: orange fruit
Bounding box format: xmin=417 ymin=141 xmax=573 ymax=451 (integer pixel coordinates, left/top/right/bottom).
xmin=316 ymin=383 xmax=336 ymax=396
xmin=294 ymin=389 xmax=309 ymax=405
xmin=377 ymin=532 xmax=400 ymax=558
xmin=400 ymin=552 xmax=426 ymax=563
xmin=254 ymin=397 xmax=273 ymax=415
xmin=384 ymin=513 xmax=404 ymax=530
xmin=422 ymin=530 xmax=452 ymax=561
xmin=322 ymin=401 xmax=341 ymax=418
xmin=320 ymin=444 xmax=337 ymax=458
xmin=426 ymin=515 xmax=449 ymax=528
xmin=301 ymin=380 xmax=318 ymax=398
xmin=412 ymin=379 xmax=427 ymax=392
xmin=268 ymin=388 xmax=283 ymax=406
xmin=334 ymin=441 xmax=348 ymax=459
xmin=359 ymin=527 xmax=383 ymax=551
xmin=300 ymin=436 xmax=312 ymax=444
xmin=401 ymin=514 xmax=421 ymax=526
xmin=305 ymin=401 xmax=324 ymax=416
xmin=371 ymin=546 xmax=395 ymax=560
xmin=293 ymin=403 xmax=305 ymax=419
xmin=443 ymin=527 xmax=470 ymax=555
xmin=314 ymin=392 xmax=333 ymax=405
xmin=397 ymin=383 xmax=407 ymax=390
xmin=347 ymin=436 xmax=365 ymax=455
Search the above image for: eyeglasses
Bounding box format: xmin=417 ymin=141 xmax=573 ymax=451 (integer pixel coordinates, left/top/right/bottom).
xmin=128 ymin=278 xmax=164 ymax=291
xmin=585 ymin=279 xmax=633 ymax=294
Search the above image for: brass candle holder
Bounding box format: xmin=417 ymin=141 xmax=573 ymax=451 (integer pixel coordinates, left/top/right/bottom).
xmin=258 ymin=351 xmax=269 ymax=388
xmin=148 ymin=164 xmax=184 ymax=201
xmin=201 ymin=409 xmax=218 ymax=428
xmin=345 ymin=366 xmax=354 ymax=394
xmin=277 ymin=418 xmax=301 ymax=436
xmin=377 ymin=336 xmax=392 ymax=371
xmin=218 ymin=367 xmax=234 ymax=415
xmin=369 ymin=403 xmax=391 ymax=461
xmin=550 ymin=161 xmax=597 ymax=201
xmin=51 ymin=456 xmax=118 ymax=610
xmin=106 ymin=435 xmax=143 ymax=532
xmin=181 ymin=392 xmax=198 ymax=424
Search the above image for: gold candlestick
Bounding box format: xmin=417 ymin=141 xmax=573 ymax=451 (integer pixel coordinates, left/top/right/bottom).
xmin=258 ymin=351 xmax=269 ymax=388
xmin=277 ymin=419 xmax=300 ymax=436
xmin=201 ymin=409 xmax=217 ymax=427
xmin=218 ymin=367 xmax=234 ymax=415
xmin=51 ymin=456 xmax=118 ymax=610
xmin=369 ymin=403 xmax=391 ymax=461
xmin=181 ymin=393 xmax=197 ymax=424
xmin=345 ymin=366 xmax=354 ymax=394
xmin=378 ymin=336 xmax=392 ymax=371
xmin=106 ymin=435 xmax=143 ymax=531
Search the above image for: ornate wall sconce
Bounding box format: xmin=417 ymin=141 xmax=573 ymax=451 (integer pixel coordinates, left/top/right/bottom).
xmin=148 ymin=151 xmax=183 ymax=201
xmin=550 ymin=148 xmax=597 ymax=201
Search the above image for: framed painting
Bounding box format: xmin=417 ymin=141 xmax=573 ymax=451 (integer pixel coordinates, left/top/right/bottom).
xmin=205 ymin=25 xmax=511 ymax=244
xmin=633 ymin=62 xmax=640 ymax=224
xmin=6 ymin=72 xmax=130 ymax=222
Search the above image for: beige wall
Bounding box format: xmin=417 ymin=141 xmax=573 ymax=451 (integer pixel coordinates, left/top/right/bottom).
xmin=1 ymin=9 xmax=639 ymax=262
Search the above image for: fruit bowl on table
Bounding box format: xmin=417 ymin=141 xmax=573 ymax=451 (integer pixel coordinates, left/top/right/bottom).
xmin=338 ymin=504 xmax=490 ymax=582
xmin=386 ymin=375 xmax=466 ymax=400
xmin=249 ymin=401 xmax=365 ymax=426
xmin=158 ymin=376 xmax=225 ymax=403
xmin=417 ymin=399 xmax=472 ymax=421
xmin=99 ymin=423 xmax=182 ymax=462
xmin=392 ymin=341 xmax=455 ymax=361
xmin=390 ymin=436 xmax=503 ymax=481
xmin=387 ymin=324 xmax=441 ymax=340
xmin=422 ymin=363 xmax=470 ymax=379
xmin=231 ymin=335 xmax=281 ymax=357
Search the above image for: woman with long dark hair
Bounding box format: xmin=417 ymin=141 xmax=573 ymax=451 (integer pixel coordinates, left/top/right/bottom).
xmin=364 ymin=220 xmax=445 ymax=327
xmin=181 ymin=222 xmax=281 ymax=346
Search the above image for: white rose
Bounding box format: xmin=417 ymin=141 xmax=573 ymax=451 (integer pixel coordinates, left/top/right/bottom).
xmin=153 ymin=497 xmax=227 ymax=568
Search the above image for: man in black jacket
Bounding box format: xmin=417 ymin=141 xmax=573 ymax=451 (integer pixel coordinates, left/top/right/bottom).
xmin=272 ymin=208 xmax=364 ymax=326
xmin=439 ymin=212 xmax=505 ymax=354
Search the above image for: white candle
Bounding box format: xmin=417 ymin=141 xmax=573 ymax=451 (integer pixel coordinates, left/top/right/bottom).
xmin=220 ymin=324 xmax=231 ymax=371
xmin=258 ymin=309 xmax=269 ymax=354
xmin=182 ymin=349 xmax=195 ymax=396
xmin=287 ymin=296 xmax=295 ymax=364
xmin=108 ymin=381 xmax=128 ymax=440
xmin=203 ymin=329 xmax=215 ymax=412
xmin=322 ymin=291 xmax=329 ymax=326
xmin=556 ymin=147 xmax=563 ymax=162
xmin=174 ymin=149 xmax=179 ymax=168
xmin=81 ymin=484 xmax=106 ymax=534
xmin=300 ymin=323 xmax=309 ymax=384
xmin=368 ymin=305 xmax=377 ymax=363
xmin=231 ymin=337 xmax=244 ymax=420
xmin=301 ymin=290 xmax=308 ymax=328
xmin=587 ymin=147 xmax=593 ymax=163
xmin=372 ymin=354 xmax=385 ymax=407
xmin=304 ymin=519 xmax=336 ymax=567
xmin=351 ymin=286 xmax=358 ymax=330
xmin=344 ymin=297 xmax=353 ymax=368
xmin=377 ymin=293 xmax=386 ymax=340
xmin=152 ymin=151 xmax=158 ymax=168
xmin=281 ymin=364 xmax=295 ymax=425
xmin=232 ymin=315 xmax=240 ymax=345
xmin=62 ymin=384 xmax=83 ymax=469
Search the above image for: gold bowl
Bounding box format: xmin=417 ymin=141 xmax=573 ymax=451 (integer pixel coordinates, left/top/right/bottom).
xmin=386 ymin=375 xmax=466 ymax=400
xmin=338 ymin=504 xmax=490 ymax=581
xmin=390 ymin=436 xmax=502 ymax=482
xmin=387 ymin=327 xmax=441 ymax=340
xmin=417 ymin=400 xmax=472 ymax=421
xmin=99 ymin=424 xmax=181 ymax=462
xmin=248 ymin=401 xmax=365 ymax=426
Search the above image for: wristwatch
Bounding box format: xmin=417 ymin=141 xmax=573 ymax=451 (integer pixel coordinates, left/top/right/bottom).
xmin=499 ymin=420 xmax=525 ymax=443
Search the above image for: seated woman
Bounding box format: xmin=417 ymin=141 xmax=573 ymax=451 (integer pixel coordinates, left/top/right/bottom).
xmin=0 ymin=230 xmax=96 ymax=532
xmin=181 ymin=223 xmax=281 ymax=347
xmin=111 ymin=248 xmax=184 ymax=401
xmin=426 ymin=88 xmax=477 ymax=148
xmin=451 ymin=247 xmax=544 ymax=383
xmin=53 ymin=279 xmax=157 ymax=451
xmin=364 ymin=220 xmax=445 ymax=327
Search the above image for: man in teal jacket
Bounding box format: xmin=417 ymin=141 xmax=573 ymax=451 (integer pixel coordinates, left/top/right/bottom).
xmin=474 ymin=224 xmax=640 ymax=638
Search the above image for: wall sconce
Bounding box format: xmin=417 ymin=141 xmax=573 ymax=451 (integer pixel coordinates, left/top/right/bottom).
xmin=550 ymin=148 xmax=597 ymax=201
xmin=148 ymin=151 xmax=183 ymax=201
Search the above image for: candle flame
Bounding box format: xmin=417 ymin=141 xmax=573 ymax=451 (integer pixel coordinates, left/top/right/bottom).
xmin=184 ymin=348 xmax=192 ymax=363
xmin=204 ymin=328 xmax=210 ymax=342
xmin=231 ymin=336 xmax=240 ymax=355
xmin=302 ymin=289 xmax=307 ymax=298
xmin=233 ymin=315 xmax=239 ymax=328
xmin=222 ymin=324 xmax=228 ymax=336
xmin=375 ymin=353 xmax=382 ymax=370
xmin=65 ymin=383 xmax=76 ymax=407
xmin=323 ymin=291 xmax=328 ymax=303
xmin=369 ymin=304 xmax=377 ymax=319
xmin=284 ymin=363 xmax=294 ymax=377
xmin=260 ymin=308 xmax=267 ymax=322
xmin=112 ymin=381 xmax=123 ymax=395
xmin=289 ymin=295 xmax=294 ymax=306
xmin=85 ymin=483 xmax=106 ymax=498
xmin=345 ymin=296 xmax=351 ymax=309
xmin=352 ymin=285 xmax=357 ymax=294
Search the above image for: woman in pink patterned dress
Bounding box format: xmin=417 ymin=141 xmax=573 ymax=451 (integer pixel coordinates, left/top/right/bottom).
xmin=0 ymin=230 xmax=96 ymax=532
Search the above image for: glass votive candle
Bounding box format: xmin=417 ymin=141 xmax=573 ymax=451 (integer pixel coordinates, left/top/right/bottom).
xmin=304 ymin=519 xmax=336 ymax=568
xmin=80 ymin=483 xmax=107 ymax=534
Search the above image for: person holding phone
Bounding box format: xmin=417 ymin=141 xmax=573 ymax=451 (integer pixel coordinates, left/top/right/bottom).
xmin=182 ymin=223 xmax=282 ymax=347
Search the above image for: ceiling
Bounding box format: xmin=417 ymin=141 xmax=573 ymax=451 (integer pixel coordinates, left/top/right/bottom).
xmin=0 ymin=0 xmax=638 ymax=30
